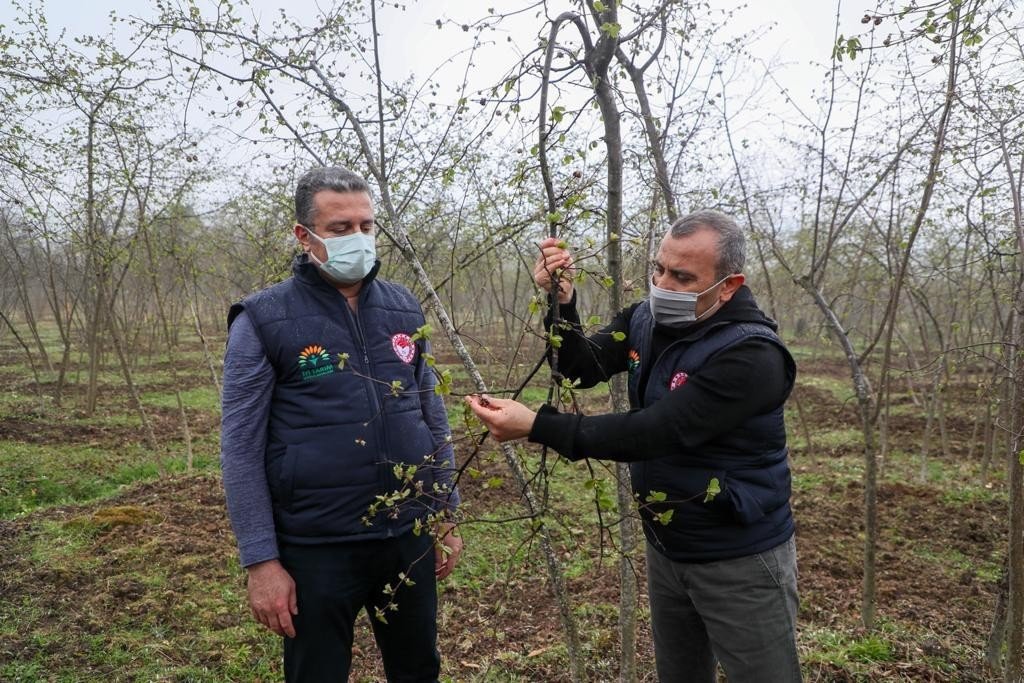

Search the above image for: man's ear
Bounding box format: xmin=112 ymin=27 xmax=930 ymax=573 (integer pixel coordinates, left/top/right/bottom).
xmin=294 ymin=224 xmax=311 ymax=251
xmin=720 ymin=273 xmax=745 ymax=303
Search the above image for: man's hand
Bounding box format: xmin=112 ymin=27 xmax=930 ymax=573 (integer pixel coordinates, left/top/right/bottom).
xmin=247 ymin=559 xmax=298 ymax=638
xmin=533 ymin=237 xmax=575 ymax=304
xmin=434 ymin=521 xmax=463 ymax=580
xmin=465 ymin=394 xmax=537 ymax=442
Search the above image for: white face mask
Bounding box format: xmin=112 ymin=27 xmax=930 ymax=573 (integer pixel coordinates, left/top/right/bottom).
xmin=648 ymin=274 xmax=730 ymax=327
xmin=303 ymin=227 xmax=376 ymax=284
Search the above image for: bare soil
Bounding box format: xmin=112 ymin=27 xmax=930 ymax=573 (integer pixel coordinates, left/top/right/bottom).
xmin=0 ymin=354 xmax=1008 ymax=681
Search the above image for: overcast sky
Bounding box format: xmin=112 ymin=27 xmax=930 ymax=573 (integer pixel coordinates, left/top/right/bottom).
xmin=3 ymin=0 xmax=871 ymax=112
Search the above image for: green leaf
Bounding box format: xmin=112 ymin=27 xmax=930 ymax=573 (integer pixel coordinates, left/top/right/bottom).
xmin=645 ymin=491 xmax=667 ymax=503
xmin=600 ymin=22 xmax=621 ymax=38
xmin=586 ymin=315 xmax=602 ymax=326
xmin=548 ymin=333 xmax=563 ymax=349
xmin=611 ymin=331 xmax=626 ymax=342
xmin=593 ymin=0 xmax=607 ymax=11
xmin=410 ymin=323 xmax=433 ymax=342
xmin=551 ymin=105 xmax=565 ymax=124
xmin=434 ymin=369 xmax=452 ymax=396
xmin=656 ymin=509 xmax=674 ymax=525
xmin=485 ymin=476 xmax=504 ymax=489
xmin=704 ymin=477 xmax=721 ymax=503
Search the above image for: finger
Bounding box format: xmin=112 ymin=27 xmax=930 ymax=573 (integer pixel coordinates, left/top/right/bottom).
xmin=277 ymin=607 xmax=296 ymax=639
xmin=259 ymin=610 xmax=284 ymax=637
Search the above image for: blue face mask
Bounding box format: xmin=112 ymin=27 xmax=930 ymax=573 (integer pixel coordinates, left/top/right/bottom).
xmin=303 ymin=227 xmax=376 ymax=284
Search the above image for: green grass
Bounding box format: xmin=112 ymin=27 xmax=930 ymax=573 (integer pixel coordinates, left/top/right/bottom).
xmin=142 ymin=384 xmax=221 ymax=411
xmin=798 ymin=375 xmax=855 ymax=403
xmin=0 ymin=440 xmax=217 ymax=518
xmin=802 ymin=626 xmax=895 ymax=672
xmin=0 ymin=324 xmax=1006 ymax=681
xmin=909 ymin=543 xmax=1002 ymax=583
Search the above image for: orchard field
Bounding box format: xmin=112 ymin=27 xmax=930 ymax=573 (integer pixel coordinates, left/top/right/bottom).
xmin=0 ymin=329 xmax=1007 ymax=682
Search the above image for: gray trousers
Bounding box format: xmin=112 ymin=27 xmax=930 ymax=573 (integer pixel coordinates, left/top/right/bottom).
xmin=646 ymin=535 xmax=801 ymax=683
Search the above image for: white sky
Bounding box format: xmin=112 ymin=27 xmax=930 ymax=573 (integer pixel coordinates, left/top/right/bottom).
xmin=3 ymin=0 xmax=872 ymax=112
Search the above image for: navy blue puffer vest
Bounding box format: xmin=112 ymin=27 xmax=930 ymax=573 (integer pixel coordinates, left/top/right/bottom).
xmin=229 ymin=260 xmax=443 ymax=544
xmin=627 ymin=301 xmax=796 ymax=562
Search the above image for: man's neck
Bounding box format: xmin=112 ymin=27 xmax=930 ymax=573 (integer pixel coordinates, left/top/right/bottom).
xmin=338 ymin=280 xmax=363 ymax=311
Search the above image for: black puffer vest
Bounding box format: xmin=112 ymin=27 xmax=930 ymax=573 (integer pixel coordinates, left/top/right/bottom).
xmin=229 ymin=258 xmax=442 ymax=544
xmin=627 ymin=301 xmax=796 ymax=562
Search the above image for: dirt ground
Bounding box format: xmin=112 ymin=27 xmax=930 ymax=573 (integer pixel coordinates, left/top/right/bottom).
xmin=0 ymin=354 xmax=1010 ymax=681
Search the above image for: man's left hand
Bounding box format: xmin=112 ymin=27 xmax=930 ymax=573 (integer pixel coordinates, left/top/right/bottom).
xmin=465 ymin=394 xmax=537 ymax=442
xmin=435 ymin=521 xmax=463 ymax=580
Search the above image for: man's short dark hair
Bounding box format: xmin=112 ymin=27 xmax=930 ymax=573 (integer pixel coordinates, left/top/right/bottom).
xmin=668 ymin=209 xmax=746 ymax=279
xmin=295 ymin=166 xmax=371 ymax=227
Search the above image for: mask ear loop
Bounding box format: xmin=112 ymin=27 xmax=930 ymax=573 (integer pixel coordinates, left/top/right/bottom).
xmin=301 ymin=226 xmax=328 ymax=268
xmin=693 ymin=275 xmax=734 ymax=321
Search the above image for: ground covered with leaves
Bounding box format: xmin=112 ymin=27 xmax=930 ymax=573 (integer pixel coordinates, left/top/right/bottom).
xmin=0 ymin=346 xmax=1010 ymax=681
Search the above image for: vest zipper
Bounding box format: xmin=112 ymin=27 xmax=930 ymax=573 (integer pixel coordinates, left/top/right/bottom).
xmin=341 ymin=291 xmax=396 ymax=539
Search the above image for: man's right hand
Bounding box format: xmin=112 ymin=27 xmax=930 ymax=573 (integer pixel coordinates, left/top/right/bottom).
xmin=533 ymin=237 xmax=575 ymax=304
xmin=247 ymin=559 xmax=298 ymax=638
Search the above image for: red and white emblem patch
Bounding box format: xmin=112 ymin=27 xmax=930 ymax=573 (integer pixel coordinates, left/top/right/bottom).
xmin=391 ymin=333 xmax=415 ymax=364
xmin=669 ymin=371 xmax=689 ymax=390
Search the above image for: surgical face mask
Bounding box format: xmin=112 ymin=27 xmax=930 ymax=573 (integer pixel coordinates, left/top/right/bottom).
xmin=648 ymin=274 xmax=730 ymax=327
xmin=303 ymin=227 xmax=376 ymax=284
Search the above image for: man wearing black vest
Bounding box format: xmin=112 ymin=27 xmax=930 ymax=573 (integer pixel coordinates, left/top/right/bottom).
xmin=467 ymin=210 xmax=800 ymax=682
xmin=221 ymin=166 xmax=462 ymax=682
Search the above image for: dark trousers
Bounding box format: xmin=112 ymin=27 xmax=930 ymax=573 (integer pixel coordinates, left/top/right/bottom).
xmin=280 ymin=533 xmax=440 ymax=683
xmin=646 ymin=535 xmax=801 ymax=683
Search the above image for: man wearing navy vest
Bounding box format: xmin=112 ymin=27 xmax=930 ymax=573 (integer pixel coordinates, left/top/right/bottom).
xmin=467 ymin=210 xmax=799 ymax=682
xmin=221 ymin=166 xmax=462 ymax=682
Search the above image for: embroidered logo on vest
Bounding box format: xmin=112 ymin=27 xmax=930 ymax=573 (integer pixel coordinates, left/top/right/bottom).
xmin=627 ymin=349 xmax=640 ymax=375
xmin=392 ymin=333 xmax=415 ymax=364
xmin=669 ymin=371 xmax=688 ymax=390
xmin=298 ymin=344 xmax=336 ymax=380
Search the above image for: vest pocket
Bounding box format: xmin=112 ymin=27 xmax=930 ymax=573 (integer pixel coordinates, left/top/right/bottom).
xmin=266 ymin=445 xmax=297 ymax=509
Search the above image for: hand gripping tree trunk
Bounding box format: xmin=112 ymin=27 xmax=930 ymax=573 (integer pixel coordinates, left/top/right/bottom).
xmin=538 ymin=5 xmax=642 ymax=679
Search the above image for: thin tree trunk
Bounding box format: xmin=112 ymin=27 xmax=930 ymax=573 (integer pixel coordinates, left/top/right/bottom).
xmin=106 ymin=306 xmax=160 ymax=457
xmin=798 ymin=277 xmax=878 ymax=630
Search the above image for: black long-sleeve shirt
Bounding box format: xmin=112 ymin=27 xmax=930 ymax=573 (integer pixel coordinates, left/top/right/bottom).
xmin=528 ymin=287 xmax=792 ymax=462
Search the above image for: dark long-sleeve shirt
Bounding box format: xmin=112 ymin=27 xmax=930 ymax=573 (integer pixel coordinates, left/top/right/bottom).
xmin=528 ymin=288 xmax=791 ymax=462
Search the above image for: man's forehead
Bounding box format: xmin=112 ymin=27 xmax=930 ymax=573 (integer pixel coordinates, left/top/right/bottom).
xmin=658 ymin=228 xmax=718 ymax=262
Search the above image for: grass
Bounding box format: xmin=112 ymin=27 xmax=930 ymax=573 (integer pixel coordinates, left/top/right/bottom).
xmin=909 ymin=544 xmax=1003 ymax=583
xmin=0 ymin=323 xmax=1010 ymax=681
xmin=0 ymin=440 xmax=219 ymax=518
xmin=802 ymin=626 xmax=895 ymax=672
xmin=141 ymin=384 xmax=221 ymax=411
xmin=798 ymin=375 xmax=855 ymax=404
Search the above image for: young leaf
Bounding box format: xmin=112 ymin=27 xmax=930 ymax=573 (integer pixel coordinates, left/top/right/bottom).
xmin=704 ymin=477 xmax=721 ymax=503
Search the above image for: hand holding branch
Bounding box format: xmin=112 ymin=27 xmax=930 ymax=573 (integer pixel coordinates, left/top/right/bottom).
xmin=533 ymin=237 xmax=575 ymax=304
xmin=465 ymin=394 xmax=537 ymax=442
